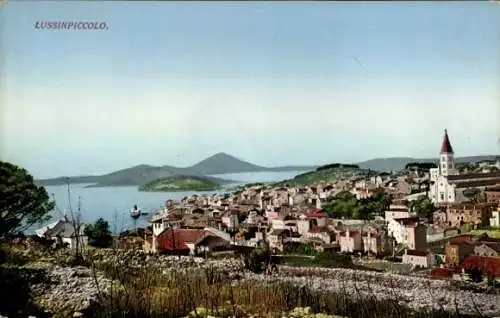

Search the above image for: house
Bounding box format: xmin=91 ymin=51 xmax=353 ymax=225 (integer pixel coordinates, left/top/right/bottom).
xmin=402 ymin=249 xmax=432 ymax=268
xmin=384 ymin=204 xmax=412 ymax=221
xmin=339 ymin=230 xmax=362 ymax=253
xmin=406 ymin=221 xmax=427 ymax=251
xmin=362 ymin=231 xmax=383 ymax=255
xmin=304 ymin=225 xmax=333 ymax=245
xmin=296 ymin=214 xmax=328 ymax=236
xmin=444 ymin=233 xmax=500 ymax=268
xmin=386 ymin=216 xmax=427 ymax=252
xmin=267 ymin=228 xmax=291 ymax=250
xmin=485 ymin=186 xmax=500 ymax=204
xmin=35 ymin=219 xmax=66 ymax=237
xmin=300 ymin=209 xmax=328 ymax=227
xmin=154 ymin=228 xmax=209 ymax=255
xmin=36 ymin=219 xmax=88 ymax=249
xmin=444 ymin=203 xmax=497 ymax=228
xmin=445 ymin=235 xmax=476 ymax=268
xmin=221 ymin=211 xmax=239 ymax=230
xmin=474 ymin=243 xmax=500 ymax=257
xmin=491 ymin=208 xmax=500 ymax=227
xmin=461 ymin=255 xmax=500 ymax=278
xmin=186 ymin=234 xmax=231 ymax=256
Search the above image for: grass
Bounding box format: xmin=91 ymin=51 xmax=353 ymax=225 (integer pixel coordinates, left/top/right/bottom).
xmin=465 ymin=228 xmax=500 ymax=239
xmin=88 ymin=263 xmax=456 ymax=318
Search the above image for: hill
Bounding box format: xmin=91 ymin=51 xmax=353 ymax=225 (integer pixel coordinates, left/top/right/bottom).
xmin=357 ymin=155 xmax=499 ymax=172
xmin=273 ymin=163 xmax=367 ymax=187
xmin=179 ymin=152 xmax=265 ymax=175
xmin=138 ymin=175 xmax=231 ymax=192
xmin=35 ymin=153 xmax=499 ymax=188
xmin=36 ymin=152 xmax=315 ymax=187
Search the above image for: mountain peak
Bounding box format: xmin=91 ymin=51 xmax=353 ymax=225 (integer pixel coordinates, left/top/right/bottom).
xmin=208 ymin=152 xmax=237 ymax=159
xmin=188 ymin=152 xmax=264 ymax=175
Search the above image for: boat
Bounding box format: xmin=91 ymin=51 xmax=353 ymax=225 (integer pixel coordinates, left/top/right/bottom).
xmin=130 ymin=205 xmax=142 ymax=219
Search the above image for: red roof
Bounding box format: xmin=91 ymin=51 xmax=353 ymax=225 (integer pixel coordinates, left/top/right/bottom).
xmin=461 ymin=255 xmax=500 ymax=277
xmin=431 ymin=268 xmax=453 ymax=278
xmin=440 ymin=129 xmax=454 ymax=154
xmin=303 ymin=209 xmax=328 ymax=219
xmin=449 ymin=233 xmax=500 ymax=245
xmin=449 ymin=234 xmax=476 ymax=245
xmin=406 ymin=249 xmax=429 ymax=257
xmin=156 ymin=229 xmax=206 ymax=251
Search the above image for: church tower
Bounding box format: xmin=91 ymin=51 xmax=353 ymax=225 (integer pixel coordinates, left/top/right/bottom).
xmin=439 ymin=129 xmax=458 ymax=176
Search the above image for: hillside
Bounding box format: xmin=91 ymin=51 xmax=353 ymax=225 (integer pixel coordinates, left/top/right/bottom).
xmin=357 ymin=155 xmax=499 ymax=172
xmin=35 ymin=153 xmax=499 ymax=187
xmin=35 ymin=152 xmax=315 ymax=187
xmin=138 ymin=175 xmax=229 ymax=192
xmin=273 ymin=164 xmax=367 ymax=187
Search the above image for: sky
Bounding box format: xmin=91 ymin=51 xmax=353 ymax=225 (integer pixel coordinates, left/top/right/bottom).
xmin=1 ymin=1 xmax=500 ymax=179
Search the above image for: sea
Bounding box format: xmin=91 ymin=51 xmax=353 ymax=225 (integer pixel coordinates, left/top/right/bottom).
xmin=41 ymin=170 xmax=305 ymax=234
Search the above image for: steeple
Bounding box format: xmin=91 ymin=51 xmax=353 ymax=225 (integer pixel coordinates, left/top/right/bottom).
xmin=438 ymin=129 xmax=457 ymax=177
xmin=440 ymin=129 xmax=454 ymax=154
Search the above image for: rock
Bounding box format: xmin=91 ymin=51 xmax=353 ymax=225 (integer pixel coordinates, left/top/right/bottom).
xmin=73 ymin=311 xmax=84 ymax=317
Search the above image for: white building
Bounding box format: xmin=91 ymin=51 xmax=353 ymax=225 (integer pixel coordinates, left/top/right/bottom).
xmin=428 ymin=129 xmax=500 ymax=205
xmin=36 ymin=219 xmax=88 ymax=249
xmin=491 ymin=208 xmax=500 ymax=228
xmin=429 ymin=129 xmax=460 ymax=204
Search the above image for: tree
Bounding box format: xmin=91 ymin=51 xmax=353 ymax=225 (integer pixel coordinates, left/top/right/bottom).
xmin=84 ymin=218 xmax=112 ymax=248
xmin=0 ymin=161 xmax=55 ymax=236
xmin=463 ymin=188 xmax=484 ymax=203
xmin=409 ymin=195 xmax=434 ymax=219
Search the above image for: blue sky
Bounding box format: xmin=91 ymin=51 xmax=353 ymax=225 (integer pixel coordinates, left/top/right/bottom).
xmin=1 ymin=2 xmax=499 ymax=178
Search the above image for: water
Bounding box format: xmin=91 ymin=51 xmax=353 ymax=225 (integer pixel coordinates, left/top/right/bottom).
xmin=42 ymin=170 xmax=305 ymax=233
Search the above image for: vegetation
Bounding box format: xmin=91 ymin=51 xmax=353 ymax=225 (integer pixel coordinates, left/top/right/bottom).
xmin=0 ymin=161 xmax=55 ymax=236
xmin=408 ymin=195 xmax=435 ymax=219
xmin=274 ymin=165 xmax=366 ymax=187
xmin=316 ymin=163 xmax=360 ymax=171
xmin=404 ymin=162 xmax=437 ymax=170
xmin=321 ymin=190 xmax=392 ymax=219
xmin=84 ymin=218 xmax=113 ymax=248
xmin=138 ymin=175 xmax=224 ymax=192
xmin=465 ymin=229 xmax=500 ymax=238
xmin=463 ymin=188 xmax=486 ymax=203
xmin=0 ymin=242 xmax=492 ymax=318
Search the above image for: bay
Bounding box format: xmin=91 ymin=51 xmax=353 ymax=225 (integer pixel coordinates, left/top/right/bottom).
xmin=42 ymin=170 xmax=305 ymax=233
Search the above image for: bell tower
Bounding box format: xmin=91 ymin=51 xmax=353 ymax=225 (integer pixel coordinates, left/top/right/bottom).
xmin=439 ymin=129 xmax=458 ymax=176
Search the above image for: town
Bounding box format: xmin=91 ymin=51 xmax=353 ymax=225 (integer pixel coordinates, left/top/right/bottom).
xmin=133 ymin=129 xmax=500 ymax=281
xmin=3 ymin=129 xmax=500 ymax=318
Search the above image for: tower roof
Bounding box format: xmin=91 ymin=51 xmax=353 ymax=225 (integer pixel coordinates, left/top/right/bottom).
xmin=440 ymin=129 xmax=454 ymax=154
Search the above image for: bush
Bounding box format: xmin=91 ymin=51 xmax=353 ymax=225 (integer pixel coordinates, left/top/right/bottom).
xmin=84 ymin=218 xmax=112 ymax=248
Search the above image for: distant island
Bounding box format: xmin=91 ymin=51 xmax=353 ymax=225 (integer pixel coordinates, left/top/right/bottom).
xmin=138 ymin=175 xmax=232 ymax=192
xmin=35 ymin=152 xmax=315 ymax=188
xmin=35 ymin=152 xmax=499 ymax=188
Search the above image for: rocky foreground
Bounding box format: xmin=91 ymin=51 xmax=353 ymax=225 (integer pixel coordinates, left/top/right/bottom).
xmin=2 ymin=247 xmax=500 ymax=317
xmin=30 ymin=264 xmax=112 ymax=316
xmin=243 ymin=266 xmax=500 ymax=317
